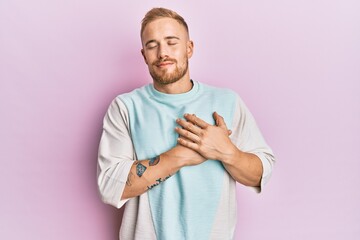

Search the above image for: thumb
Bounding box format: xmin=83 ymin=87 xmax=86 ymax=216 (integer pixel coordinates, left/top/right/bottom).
xmin=213 ymin=112 xmax=227 ymax=130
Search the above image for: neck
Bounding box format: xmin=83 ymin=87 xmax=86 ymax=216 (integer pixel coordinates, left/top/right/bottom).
xmin=153 ymin=74 xmax=193 ymax=94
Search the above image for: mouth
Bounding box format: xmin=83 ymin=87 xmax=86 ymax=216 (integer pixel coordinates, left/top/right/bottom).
xmin=156 ymin=61 xmax=174 ymax=68
xmin=154 ymin=58 xmax=177 ymax=68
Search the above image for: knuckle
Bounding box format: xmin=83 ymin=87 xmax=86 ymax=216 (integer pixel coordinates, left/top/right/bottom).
xmin=201 ymin=131 xmax=208 ymax=137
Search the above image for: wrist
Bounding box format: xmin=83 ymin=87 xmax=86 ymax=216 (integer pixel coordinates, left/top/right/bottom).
xmin=220 ymin=145 xmax=242 ymax=165
xmin=160 ymin=151 xmax=186 ymax=170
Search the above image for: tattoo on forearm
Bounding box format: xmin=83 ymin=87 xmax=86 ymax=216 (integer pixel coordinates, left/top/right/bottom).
xmin=126 ymin=172 xmax=134 ymax=186
xmin=147 ymin=175 xmax=171 ymax=190
xmin=136 ymin=162 xmax=147 ymax=177
xmin=129 ymin=156 xmax=162 ymax=187
xmin=149 ymin=156 xmax=160 ymax=166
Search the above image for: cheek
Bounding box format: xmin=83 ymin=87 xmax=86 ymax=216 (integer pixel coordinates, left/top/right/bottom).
xmin=146 ymin=54 xmax=157 ymax=65
xmin=173 ymin=47 xmax=188 ymax=60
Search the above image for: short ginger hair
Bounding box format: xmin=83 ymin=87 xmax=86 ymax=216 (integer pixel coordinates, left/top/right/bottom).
xmin=141 ymin=7 xmax=189 ymax=37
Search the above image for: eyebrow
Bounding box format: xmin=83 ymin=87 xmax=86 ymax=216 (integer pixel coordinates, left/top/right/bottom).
xmin=145 ymin=36 xmax=180 ymax=47
xmin=165 ymin=36 xmax=180 ymax=40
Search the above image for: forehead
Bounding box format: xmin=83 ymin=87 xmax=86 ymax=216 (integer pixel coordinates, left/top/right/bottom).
xmin=141 ymin=17 xmax=188 ymax=42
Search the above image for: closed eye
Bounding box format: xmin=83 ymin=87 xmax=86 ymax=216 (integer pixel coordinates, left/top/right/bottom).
xmin=165 ymin=36 xmax=180 ymax=46
xmin=146 ymin=43 xmax=158 ymax=49
xmin=145 ymin=39 xmax=158 ymax=49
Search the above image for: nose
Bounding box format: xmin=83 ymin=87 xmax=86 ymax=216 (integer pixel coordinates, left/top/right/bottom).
xmin=157 ymin=44 xmax=169 ymax=59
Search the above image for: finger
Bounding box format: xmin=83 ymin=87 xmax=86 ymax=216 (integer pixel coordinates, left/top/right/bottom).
xmin=175 ymin=127 xmax=201 ymax=143
xmin=176 ymin=118 xmax=202 ymax=135
xmin=177 ymin=137 xmax=199 ymax=151
xmin=184 ymin=113 xmax=209 ymax=129
xmin=178 ymin=136 xmax=193 ymax=143
xmin=213 ymin=112 xmax=228 ymax=130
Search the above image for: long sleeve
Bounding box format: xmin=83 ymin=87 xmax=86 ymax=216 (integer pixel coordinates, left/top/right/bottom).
xmin=229 ymin=95 xmax=276 ymax=192
xmin=97 ymin=97 xmax=135 ymax=208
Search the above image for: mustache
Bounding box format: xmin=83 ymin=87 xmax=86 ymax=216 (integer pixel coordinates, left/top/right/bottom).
xmin=153 ymin=58 xmax=177 ymax=65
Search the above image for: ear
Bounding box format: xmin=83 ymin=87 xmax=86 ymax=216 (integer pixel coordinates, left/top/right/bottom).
xmin=141 ymin=49 xmax=148 ymax=65
xmin=187 ymin=40 xmax=194 ymax=59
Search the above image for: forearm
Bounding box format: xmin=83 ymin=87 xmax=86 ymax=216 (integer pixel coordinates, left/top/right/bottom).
xmin=121 ymin=145 xmax=204 ymax=200
xmin=220 ymin=145 xmax=263 ymax=187
xmin=121 ymin=153 xmax=180 ymax=200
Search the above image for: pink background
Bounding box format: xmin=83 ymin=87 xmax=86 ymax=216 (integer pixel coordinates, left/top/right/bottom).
xmin=1 ymin=1 xmax=359 ymax=239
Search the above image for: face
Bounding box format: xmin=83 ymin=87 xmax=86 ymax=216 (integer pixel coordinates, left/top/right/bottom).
xmin=141 ymin=18 xmax=193 ymax=85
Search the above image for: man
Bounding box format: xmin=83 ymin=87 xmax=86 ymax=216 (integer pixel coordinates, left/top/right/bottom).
xmin=97 ymin=7 xmax=275 ymax=240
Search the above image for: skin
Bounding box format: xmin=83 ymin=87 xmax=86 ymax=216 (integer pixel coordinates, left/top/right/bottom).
xmin=121 ymin=17 xmax=263 ymax=200
xmin=176 ymin=113 xmax=263 ymax=187
xmin=141 ymin=18 xmax=194 ymax=94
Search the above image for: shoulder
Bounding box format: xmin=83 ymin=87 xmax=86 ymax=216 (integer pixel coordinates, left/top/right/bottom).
xmin=116 ymin=84 xmax=150 ymax=100
xmin=103 ymin=85 xmax=150 ymax=114
xmin=110 ymin=84 xmax=152 ymax=108
xmin=198 ymin=81 xmax=239 ymax=100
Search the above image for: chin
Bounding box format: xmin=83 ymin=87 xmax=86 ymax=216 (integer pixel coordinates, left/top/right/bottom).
xmin=154 ymin=78 xmax=180 ymax=85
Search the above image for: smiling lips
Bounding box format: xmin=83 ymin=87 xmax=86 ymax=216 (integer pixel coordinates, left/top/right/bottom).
xmin=157 ymin=62 xmax=173 ymax=67
xmin=155 ymin=59 xmax=176 ymax=68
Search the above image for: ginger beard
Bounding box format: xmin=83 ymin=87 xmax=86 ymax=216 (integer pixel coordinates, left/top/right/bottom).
xmin=148 ymin=55 xmax=189 ymax=85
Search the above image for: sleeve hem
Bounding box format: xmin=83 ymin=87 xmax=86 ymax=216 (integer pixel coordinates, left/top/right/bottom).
xmin=99 ymin=160 xmax=134 ymax=209
xmin=247 ymin=152 xmax=274 ymax=194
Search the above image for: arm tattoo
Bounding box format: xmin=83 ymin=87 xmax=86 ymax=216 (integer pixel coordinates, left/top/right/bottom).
xmin=149 ymin=156 xmax=160 ymax=166
xmin=147 ymin=175 xmax=171 ymax=190
xmin=126 ymin=172 xmax=134 ymax=186
xmin=136 ymin=162 xmax=147 ymax=177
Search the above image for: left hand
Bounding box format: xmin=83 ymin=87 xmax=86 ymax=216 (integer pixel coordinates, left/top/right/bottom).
xmin=175 ymin=112 xmax=236 ymax=161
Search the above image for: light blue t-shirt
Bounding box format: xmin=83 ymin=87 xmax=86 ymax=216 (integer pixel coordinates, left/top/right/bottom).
xmin=97 ymin=80 xmax=275 ymax=240
xmin=120 ymin=81 xmax=236 ymax=240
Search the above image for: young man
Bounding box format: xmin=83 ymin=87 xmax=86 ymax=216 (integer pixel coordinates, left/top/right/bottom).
xmin=97 ymin=7 xmax=275 ymax=240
